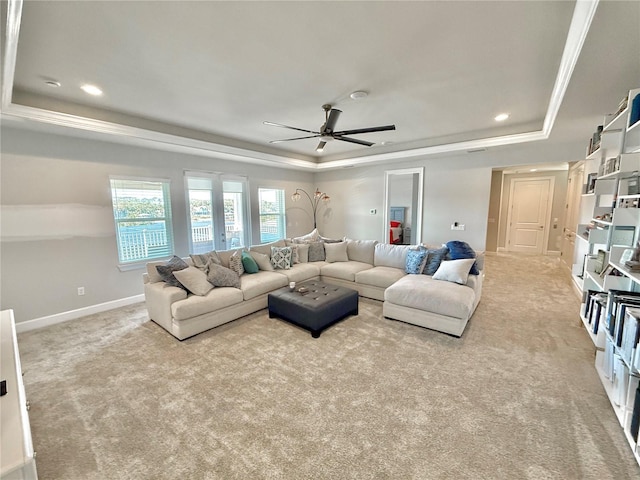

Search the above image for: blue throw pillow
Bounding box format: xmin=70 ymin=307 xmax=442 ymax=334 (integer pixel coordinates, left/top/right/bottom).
xmin=405 ymin=248 xmax=427 ymax=274
xmin=446 ymin=240 xmax=479 ymax=275
xmin=422 ymin=247 xmax=449 ymax=276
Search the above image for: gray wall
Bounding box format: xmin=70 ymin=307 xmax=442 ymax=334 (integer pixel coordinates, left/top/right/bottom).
xmin=0 ymin=127 xmax=314 ymax=322
xmin=0 ymin=125 xmax=586 ymax=323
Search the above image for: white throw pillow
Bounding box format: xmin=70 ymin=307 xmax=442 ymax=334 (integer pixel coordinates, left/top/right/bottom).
xmin=432 ymin=258 xmax=476 ymax=285
xmin=324 ymin=241 xmax=349 ymax=263
xmin=249 ymin=251 xmax=274 ymax=271
xmin=172 ymin=266 xmax=214 ymax=296
xmin=292 ymin=228 xmax=320 ymax=243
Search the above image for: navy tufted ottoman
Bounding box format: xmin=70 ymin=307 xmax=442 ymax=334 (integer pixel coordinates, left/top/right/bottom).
xmin=268 ymin=280 xmax=359 ymax=338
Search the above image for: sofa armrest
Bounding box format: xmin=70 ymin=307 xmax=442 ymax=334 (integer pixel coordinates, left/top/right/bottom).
xmin=144 ymin=282 xmax=187 ymax=331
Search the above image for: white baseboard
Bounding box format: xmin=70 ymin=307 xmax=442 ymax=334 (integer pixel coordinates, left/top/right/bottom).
xmin=16 ymin=294 xmax=145 ymax=333
xmin=496 ymin=247 xmax=561 ymax=256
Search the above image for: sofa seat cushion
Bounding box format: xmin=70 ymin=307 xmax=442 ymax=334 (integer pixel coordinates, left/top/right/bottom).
xmin=355 ymin=266 xmax=407 ymax=288
xmin=384 ymin=275 xmax=476 ymax=320
xmin=274 ymin=262 xmax=321 ymax=282
xmin=321 ymin=261 xmax=372 ymax=282
xmin=240 ymin=270 xmax=288 ymax=300
xmin=171 ymin=287 xmax=244 ymax=321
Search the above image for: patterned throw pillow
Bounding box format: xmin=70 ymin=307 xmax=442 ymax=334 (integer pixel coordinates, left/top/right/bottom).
xmin=446 ymin=240 xmax=480 ymax=275
xmin=422 ymin=247 xmax=449 ymax=276
xmin=228 ymin=250 xmax=245 ymax=276
xmin=405 ymin=248 xmax=428 ymax=274
xmin=307 ymin=241 xmax=326 ymax=262
xmin=189 ymin=250 xmax=221 ymax=271
xmin=270 ymin=246 xmax=293 ymax=270
xmin=206 ymin=263 xmax=241 ymax=289
xmin=155 ymin=256 xmax=189 ymax=289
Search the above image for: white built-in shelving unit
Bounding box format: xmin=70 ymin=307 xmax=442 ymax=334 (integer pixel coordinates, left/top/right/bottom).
xmin=575 ymin=87 xmax=640 ymax=466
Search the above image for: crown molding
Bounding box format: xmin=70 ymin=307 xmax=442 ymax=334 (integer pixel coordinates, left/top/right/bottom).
xmin=1 ymin=0 xmax=598 ymax=172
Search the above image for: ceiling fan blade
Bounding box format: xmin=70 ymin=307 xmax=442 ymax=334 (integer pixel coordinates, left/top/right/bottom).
xmin=333 ymin=125 xmax=396 ymax=136
xmin=263 ymin=121 xmax=319 ymax=135
xmin=334 ymin=136 xmax=374 ymax=147
xmin=324 ymin=109 xmax=342 ymax=132
xmin=269 ymin=134 xmax=321 ymax=144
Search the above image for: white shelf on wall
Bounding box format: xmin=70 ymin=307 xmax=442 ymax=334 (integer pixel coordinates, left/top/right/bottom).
xmin=625 ymin=88 xmax=640 ymax=154
xmin=576 ymin=87 xmax=640 ymax=468
xmin=595 ymin=347 xmax=640 ymax=465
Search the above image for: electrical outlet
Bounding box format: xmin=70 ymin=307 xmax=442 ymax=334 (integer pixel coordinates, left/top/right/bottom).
xmin=451 ymin=224 xmax=465 ymax=231
xmin=77 ymin=287 xmax=85 ymax=296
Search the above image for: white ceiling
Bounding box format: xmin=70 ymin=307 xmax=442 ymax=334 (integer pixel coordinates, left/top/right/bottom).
xmin=1 ymin=0 xmax=639 ymax=170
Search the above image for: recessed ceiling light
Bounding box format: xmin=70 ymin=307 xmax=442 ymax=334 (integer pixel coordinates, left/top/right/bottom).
xmin=45 ymin=80 xmax=61 ymax=88
xmin=81 ymin=84 xmax=103 ymax=96
xmin=494 ymin=113 xmax=509 ymax=122
xmin=381 ymin=141 xmax=393 ymax=146
xmin=350 ymin=90 xmax=368 ymax=100
xmin=530 ymin=168 xmax=538 ymax=172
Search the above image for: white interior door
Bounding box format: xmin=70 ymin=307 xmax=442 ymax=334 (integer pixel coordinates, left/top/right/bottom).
xmin=507 ymin=178 xmax=553 ymax=254
xmin=560 ymin=163 xmax=584 ymax=269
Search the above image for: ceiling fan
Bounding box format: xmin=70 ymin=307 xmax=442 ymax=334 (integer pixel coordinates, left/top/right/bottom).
xmin=264 ymin=104 xmax=395 ymax=152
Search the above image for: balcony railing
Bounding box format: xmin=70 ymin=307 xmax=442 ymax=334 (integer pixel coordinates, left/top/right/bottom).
xmin=119 ymin=223 xmax=264 ymax=261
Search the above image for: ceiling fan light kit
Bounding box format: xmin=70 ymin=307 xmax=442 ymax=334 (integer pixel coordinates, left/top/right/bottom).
xmin=265 ymin=103 xmax=395 ymax=153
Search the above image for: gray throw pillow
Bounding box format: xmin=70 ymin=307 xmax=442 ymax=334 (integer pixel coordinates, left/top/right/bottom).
xmin=422 ymin=247 xmax=449 ymax=276
xmin=173 ymin=266 xmax=213 ymax=296
xmin=189 ymin=250 xmax=221 ymax=271
xmin=206 ymin=263 xmax=241 ymax=289
xmin=156 ymin=256 xmax=189 ymax=289
xmin=307 ymin=241 xmax=326 ymax=262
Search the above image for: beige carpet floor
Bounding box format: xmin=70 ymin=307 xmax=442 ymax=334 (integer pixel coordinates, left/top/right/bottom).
xmin=17 ymin=253 xmax=640 ymax=479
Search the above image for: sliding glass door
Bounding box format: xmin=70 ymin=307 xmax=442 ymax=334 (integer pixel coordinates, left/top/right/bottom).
xmin=186 ymin=173 xmax=249 ymax=252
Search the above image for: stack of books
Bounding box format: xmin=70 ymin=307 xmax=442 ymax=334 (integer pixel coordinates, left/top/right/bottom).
xmin=624 ymin=260 xmax=640 ymax=272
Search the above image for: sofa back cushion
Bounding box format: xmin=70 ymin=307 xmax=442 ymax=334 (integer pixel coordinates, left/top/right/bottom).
xmin=216 ymin=247 xmax=245 ymax=269
xmin=249 ymin=239 xmax=287 ymax=259
xmin=346 ymin=238 xmax=377 ymax=264
xmin=374 ymin=243 xmax=412 ymax=269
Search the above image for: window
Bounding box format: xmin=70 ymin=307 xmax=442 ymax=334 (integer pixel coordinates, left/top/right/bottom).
xmin=110 ymin=178 xmax=174 ymax=264
xmin=186 ymin=173 xmax=249 ymax=252
xmin=187 ymin=176 xmax=215 ymax=254
xmin=258 ymin=188 xmax=286 ymax=243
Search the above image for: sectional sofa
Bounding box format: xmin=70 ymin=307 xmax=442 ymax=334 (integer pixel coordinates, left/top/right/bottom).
xmin=143 ymin=237 xmax=484 ymax=340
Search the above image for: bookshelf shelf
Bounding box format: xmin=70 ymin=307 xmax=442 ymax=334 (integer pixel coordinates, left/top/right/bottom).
xmin=576 ymin=87 xmax=640 ymax=467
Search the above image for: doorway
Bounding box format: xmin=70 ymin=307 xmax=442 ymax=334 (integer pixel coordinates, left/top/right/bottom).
xmin=505 ymin=177 xmax=555 ymax=254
